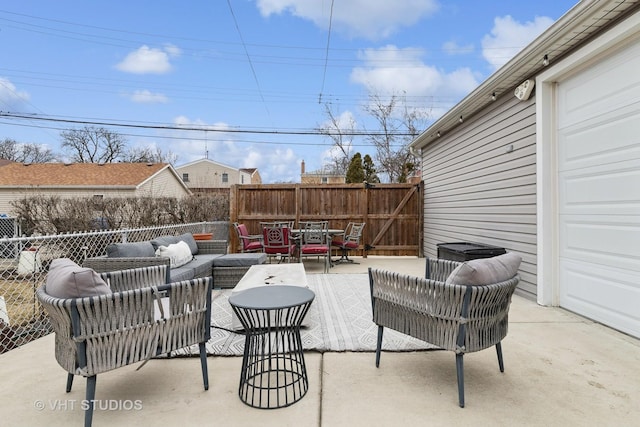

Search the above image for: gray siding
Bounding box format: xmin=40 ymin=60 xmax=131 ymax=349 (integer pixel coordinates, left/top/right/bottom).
xmin=421 ymin=94 xmax=537 ymax=299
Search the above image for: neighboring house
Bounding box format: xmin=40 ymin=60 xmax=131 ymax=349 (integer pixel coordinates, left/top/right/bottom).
xmin=410 ymin=2 xmax=640 ymax=338
xmin=175 ymin=159 xmax=260 ymax=193
xmin=0 ymin=162 xmax=191 ymax=216
xmin=300 ymin=160 xmax=345 ymax=184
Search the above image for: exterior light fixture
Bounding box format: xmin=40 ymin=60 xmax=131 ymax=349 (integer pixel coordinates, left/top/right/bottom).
xmin=459 ymin=116 xmax=463 ymax=123
xmin=437 ymin=131 xmax=441 ymax=137
xmin=542 ymin=54 xmax=549 ymax=66
xmin=491 ymin=92 xmax=497 ymax=101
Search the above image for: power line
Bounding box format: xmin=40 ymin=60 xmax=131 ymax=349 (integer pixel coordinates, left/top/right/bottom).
xmin=319 ymin=0 xmax=335 ymax=104
xmin=0 ymin=111 xmax=418 ymax=137
xmin=226 ymin=0 xmax=270 ymax=119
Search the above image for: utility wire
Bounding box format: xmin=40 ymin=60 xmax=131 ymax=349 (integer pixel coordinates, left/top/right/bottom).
xmin=226 ymin=0 xmax=270 ymax=119
xmin=0 ymin=111 xmax=417 ymax=137
xmin=318 ymin=0 xmax=335 ymax=104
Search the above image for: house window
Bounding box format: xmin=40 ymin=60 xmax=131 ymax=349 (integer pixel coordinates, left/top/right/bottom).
xmin=182 ymin=173 xmax=189 ymax=182
xmin=222 ymin=173 xmax=229 ymax=183
xmin=241 ymin=175 xmax=245 ymax=184
xmin=321 ymin=177 xmax=328 ymax=184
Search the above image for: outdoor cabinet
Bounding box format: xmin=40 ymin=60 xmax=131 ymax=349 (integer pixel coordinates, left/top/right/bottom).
xmin=436 ymin=242 xmax=506 ymax=262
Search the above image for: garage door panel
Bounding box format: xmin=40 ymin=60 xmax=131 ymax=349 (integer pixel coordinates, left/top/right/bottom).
xmin=559 ymin=160 xmax=640 ymax=212
xmin=558 ymin=40 xmax=640 ymax=127
xmin=559 ymin=112 xmax=640 ymax=171
xmin=560 ymin=217 xmax=640 ymax=272
xmin=560 ymin=259 xmax=640 ymax=338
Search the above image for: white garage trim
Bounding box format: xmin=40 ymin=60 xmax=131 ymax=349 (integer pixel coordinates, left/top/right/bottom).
xmin=536 ymin=12 xmax=640 ymax=307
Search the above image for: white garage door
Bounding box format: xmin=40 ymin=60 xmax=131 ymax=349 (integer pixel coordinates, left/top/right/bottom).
xmin=557 ymin=40 xmax=640 ymax=338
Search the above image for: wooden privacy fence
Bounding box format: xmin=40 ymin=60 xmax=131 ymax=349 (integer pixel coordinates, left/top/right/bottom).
xmin=229 ymin=183 xmax=423 ymax=257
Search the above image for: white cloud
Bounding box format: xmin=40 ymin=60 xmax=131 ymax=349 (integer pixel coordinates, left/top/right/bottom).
xmin=115 ymin=44 xmax=181 ymax=74
xmin=256 ymin=0 xmax=439 ymax=39
xmin=0 ymin=77 xmax=30 ymax=109
xmin=482 ymin=15 xmax=555 ymax=71
xmin=130 ymin=90 xmax=168 ymax=104
xmin=350 ymin=45 xmax=479 ymax=100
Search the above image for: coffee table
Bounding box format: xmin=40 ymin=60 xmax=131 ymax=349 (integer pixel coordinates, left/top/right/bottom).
xmin=229 ymin=285 xmax=315 ymax=409
xmin=231 ymin=263 xmax=308 ymax=330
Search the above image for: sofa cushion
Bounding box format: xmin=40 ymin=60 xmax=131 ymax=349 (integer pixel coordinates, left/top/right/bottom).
xmin=212 ymin=253 xmax=267 ymax=267
xmin=178 ymin=233 xmax=199 ymax=255
xmin=106 ymin=241 xmax=156 ymax=258
xmin=155 ymin=241 xmax=193 ymax=268
xmin=169 ymin=254 xmax=220 ymax=282
xmin=150 ymin=235 xmax=180 ymax=251
xmin=445 ymin=252 xmax=522 ymax=286
xmin=46 ymin=258 xmax=112 ymax=299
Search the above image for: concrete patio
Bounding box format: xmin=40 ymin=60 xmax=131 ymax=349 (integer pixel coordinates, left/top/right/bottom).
xmin=1 ymin=256 xmax=638 ymax=426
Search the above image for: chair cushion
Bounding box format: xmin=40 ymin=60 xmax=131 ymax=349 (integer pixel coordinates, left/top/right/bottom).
xmin=445 ymin=252 xmax=522 ymax=286
xmin=155 ymin=241 xmax=193 ymax=268
xmin=301 ymin=244 xmax=329 ymax=255
xmin=45 ymin=258 xmax=112 ymax=299
xmin=244 ymin=241 xmax=263 ymax=251
xmin=106 ymin=241 xmax=156 ymax=258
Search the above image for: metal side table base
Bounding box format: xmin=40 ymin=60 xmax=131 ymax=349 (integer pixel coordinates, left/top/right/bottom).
xmin=229 ymin=285 xmax=315 ymax=409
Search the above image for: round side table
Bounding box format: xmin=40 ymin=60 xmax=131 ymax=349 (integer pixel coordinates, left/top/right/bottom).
xmin=229 ymin=285 xmax=315 ymax=409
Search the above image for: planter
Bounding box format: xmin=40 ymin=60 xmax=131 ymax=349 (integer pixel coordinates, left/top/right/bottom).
xmin=192 ymin=233 xmax=213 ymax=241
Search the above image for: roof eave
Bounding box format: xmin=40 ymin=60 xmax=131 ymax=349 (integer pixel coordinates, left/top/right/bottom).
xmin=411 ymin=0 xmax=640 ymax=150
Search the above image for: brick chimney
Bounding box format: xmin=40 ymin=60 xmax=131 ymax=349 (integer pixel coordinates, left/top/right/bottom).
xmin=301 ymin=160 xmax=305 ymax=174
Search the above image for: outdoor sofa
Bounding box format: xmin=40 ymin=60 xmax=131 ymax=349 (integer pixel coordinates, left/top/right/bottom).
xmin=82 ymin=233 xmax=265 ymax=288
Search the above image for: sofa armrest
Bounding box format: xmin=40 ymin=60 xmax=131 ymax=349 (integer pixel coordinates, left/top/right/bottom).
xmin=83 ymin=256 xmax=171 ymax=275
xmin=196 ymin=239 xmax=227 ymax=255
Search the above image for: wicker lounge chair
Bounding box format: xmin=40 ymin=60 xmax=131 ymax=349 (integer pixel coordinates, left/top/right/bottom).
xmin=368 ymin=255 xmax=520 ymax=407
xmin=36 ymin=264 xmax=212 ymax=427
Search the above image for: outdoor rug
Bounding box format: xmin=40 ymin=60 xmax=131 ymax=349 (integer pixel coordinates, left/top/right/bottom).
xmin=173 ymin=273 xmax=437 ymax=356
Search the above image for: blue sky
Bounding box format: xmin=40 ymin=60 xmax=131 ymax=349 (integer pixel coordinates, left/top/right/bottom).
xmin=0 ymin=0 xmax=578 ymax=183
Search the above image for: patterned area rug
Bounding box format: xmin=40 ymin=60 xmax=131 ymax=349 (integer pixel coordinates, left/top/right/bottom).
xmin=174 ymin=273 xmax=436 ymax=356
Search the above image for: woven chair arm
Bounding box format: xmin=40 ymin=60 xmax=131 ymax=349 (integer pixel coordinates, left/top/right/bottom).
xmin=99 ymin=265 xmax=169 ymax=292
xmin=425 ymin=257 xmax=462 ymax=281
xmin=196 ymin=239 xmax=228 ymax=254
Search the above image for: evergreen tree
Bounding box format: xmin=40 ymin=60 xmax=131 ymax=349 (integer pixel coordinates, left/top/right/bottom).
xmin=345 ymin=153 xmax=365 ymax=183
xmin=363 ymin=154 xmax=380 ymax=183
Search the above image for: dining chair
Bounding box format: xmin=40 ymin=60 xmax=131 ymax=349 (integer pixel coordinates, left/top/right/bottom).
xmin=261 ymin=222 xmax=296 ymax=263
xmin=233 ymin=222 xmax=263 ymax=253
xmin=332 ymin=222 xmax=365 ymax=264
xmin=298 ymin=220 xmax=331 ymax=272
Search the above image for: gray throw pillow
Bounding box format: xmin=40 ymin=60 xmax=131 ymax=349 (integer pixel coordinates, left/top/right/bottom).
xmin=106 ymin=241 xmax=156 ymax=258
xmin=178 ymin=233 xmax=199 ymax=255
xmin=150 ymin=235 xmax=180 ymax=251
xmin=445 ymin=252 xmax=522 ymax=286
xmin=45 ymin=258 xmax=112 ymax=299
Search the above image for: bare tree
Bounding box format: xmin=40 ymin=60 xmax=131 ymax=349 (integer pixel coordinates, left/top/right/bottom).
xmin=317 ymin=104 xmax=355 ymax=174
xmin=121 ymin=146 xmax=179 ymax=164
xmin=60 ymin=126 xmax=128 ymax=163
xmin=0 ymin=138 xmax=56 ymax=163
xmin=364 ymin=93 xmax=428 ymax=182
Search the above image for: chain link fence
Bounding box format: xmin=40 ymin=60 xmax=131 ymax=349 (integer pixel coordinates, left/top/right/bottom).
xmin=0 ymin=221 xmax=229 ymax=354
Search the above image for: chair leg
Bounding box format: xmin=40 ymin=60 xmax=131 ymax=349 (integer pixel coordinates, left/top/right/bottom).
xmin=496 ymin=342 xmax=504 ymax=372
xmin=456 ymin=354 xmax=465 ymax=408
xmin=199 ymin=342 xmax=209 ymax=390
xmin=66 ymin=373 xmax=74 ymax=393
xmin=375 ymin=326 xmax=384 ymax=367
xmin=84 ymin=375 xmax=97 ymax=427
